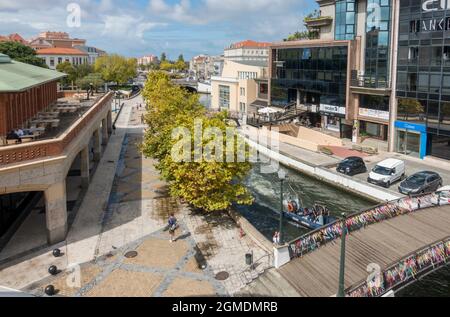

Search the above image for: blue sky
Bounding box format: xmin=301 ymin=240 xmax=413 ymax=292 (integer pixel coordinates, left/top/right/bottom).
xmin=0 ymin=0 xmax=317 ymax=59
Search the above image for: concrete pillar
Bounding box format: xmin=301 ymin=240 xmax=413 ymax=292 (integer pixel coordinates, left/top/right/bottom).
xmin=80 ymin=146 xmax=90 ymax=188
xmin=93 ymin=128 xmax=101 ymax=162
xmin=107 ymin=111 xmax=113 ymax=135
xmin=102 ymin=118 xmax=109 ymax=145
xmin=45 ymin=181 xmax=68 ymax=245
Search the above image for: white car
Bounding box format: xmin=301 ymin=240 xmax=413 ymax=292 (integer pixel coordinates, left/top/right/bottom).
xmin=368 ymin=159 xmax=406 ymax=188
xmin=437 ymin=186 xmax=450 ymax=204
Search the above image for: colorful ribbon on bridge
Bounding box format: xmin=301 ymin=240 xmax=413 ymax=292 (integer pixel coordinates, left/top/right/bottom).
xmin=347 ymin=239 xmax=450 ymax=297
xmin=289 ymin=193 xmax=445 ymax=259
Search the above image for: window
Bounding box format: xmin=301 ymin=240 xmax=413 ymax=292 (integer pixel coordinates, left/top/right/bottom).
xmin=240 ymin=87 xmax=245 ymax=96
xmin=58 ymin=57 xmax=62 ymax=64
xmin=49 ymin=57 xmax=55 ymax=67
xmin=335 ymin=0 xmax=356 ymax=40
xmin=219 ymin=85 xmax=230 ymax=109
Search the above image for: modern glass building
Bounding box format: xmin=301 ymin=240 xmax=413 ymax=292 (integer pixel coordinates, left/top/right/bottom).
xmin=396 ymin=0 xmax=450 ymax=160
xmin=270 ymin=44 xmax=352 ymax=135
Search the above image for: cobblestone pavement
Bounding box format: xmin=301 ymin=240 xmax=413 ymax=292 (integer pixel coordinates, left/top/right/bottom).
xmin=21 ymin=99 xmax=271 ymax=297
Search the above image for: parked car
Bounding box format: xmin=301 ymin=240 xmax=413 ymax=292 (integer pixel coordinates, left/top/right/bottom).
xmin=398 ymin=171 xmax=443 ymax=195
xmin=368 ymin=159 xmax=405 ymax=188
xmin=336 ymin=157 xmax=367 ymax=176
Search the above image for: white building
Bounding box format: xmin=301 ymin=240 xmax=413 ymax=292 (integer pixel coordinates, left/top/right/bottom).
xmin=36 ymin=47 xmax=88 ymax=70
xmin=138 ymin=55 xmax=159 ymax=66
xmin=189 ymin=55 xmax=224 ymax=80
xmin=224 ymin=40 xmax=271 ymax=62
xmin=73 ymin=45 xmax=105 ymax=65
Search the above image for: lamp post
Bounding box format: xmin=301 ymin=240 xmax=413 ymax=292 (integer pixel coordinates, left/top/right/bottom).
xmin=337 ymin=212 xmax=348 ymax=297
xmin=278 ymin=169 xmax=287 ymax=245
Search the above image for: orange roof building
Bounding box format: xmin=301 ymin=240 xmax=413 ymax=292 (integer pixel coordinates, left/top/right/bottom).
xmin=0 ymin=33 xmax=29 ymax=45
xmin=36 ymin=47 xmax=89 ymax=70
xmin=224 ymin=40 xmax=271 ymax=63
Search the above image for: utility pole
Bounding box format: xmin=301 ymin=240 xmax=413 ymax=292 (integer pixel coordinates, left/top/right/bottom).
xmin=337 ymin=212 xmax=347 ymax=297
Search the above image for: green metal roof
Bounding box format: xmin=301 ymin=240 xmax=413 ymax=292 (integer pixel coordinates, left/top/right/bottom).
xmin=0 ymin=54 xmax=66 ymax=92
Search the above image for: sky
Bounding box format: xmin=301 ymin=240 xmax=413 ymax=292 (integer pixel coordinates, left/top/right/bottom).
xmin=0 ymin=0 xmax=317 ymax=59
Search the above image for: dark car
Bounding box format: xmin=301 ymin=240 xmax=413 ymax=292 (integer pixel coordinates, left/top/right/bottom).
xmin=398 ymin=171 xmax=443 ymax=195
xmin=336 ymin=157 xmax=367 ymax=176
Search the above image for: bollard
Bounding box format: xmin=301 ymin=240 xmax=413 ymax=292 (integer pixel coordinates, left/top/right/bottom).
xmin=52 ymin=249 xmax=61 ymax=258
xmin=48 ymin=265 xmax=58 ymax=276
xmin=45 ymin=285 xmax=55 ymax=296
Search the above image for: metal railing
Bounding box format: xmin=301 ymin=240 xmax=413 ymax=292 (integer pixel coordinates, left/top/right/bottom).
xmin=350 ymin=70 xmax=390 ymax=89
xmin=346 ymin=237 xmax=450 ymax=297
xmin=286 ymin=191 xmax=450 ymax=260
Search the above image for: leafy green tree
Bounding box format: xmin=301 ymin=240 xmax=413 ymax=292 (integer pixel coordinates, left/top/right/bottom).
xmin=76 ymin=74 xmax=104 ymax=99
xmin=94 ymin=54 xmax=137 ymax=86
xmin=177 ymin=54 xmax=184 ymax=63
xmin=56 ymin=61 xmax=76 ymax=87
xmin=141 ymin=71 xmax=253 ymax=212
xmin=160 ymin=52 xmax=167 ymax=62
xmin=0 ymin=41 xmax=47 ymax=68
xmin=159 ymin=60 xmax=175 ymax=71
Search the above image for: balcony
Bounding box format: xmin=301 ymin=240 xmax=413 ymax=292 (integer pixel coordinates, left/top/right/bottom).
xmin=0 ymin=92 xmax=113 ymax=166
xmin=304 ymin=16 xmax=333 ymax=31
xmin=350 ymin=70 xmax=391 ymax=96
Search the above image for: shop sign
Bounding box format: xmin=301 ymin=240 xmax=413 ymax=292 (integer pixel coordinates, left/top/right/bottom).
xmin=320 ymin=104 xmax=346 ymax=116
xmin=359 ymin=108 xmax=390 ymax=120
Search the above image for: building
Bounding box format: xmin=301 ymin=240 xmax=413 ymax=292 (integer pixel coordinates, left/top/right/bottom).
xmin=269 ymin=0 xmax=396 ymax=142
xmin=211 ymin=59 xmax=269 ymax=115
xmin=189 ymin=55 xmax=223 ymax=80
xmin=0 ymin=53 xmax=113 ymax=257
xmin=393 ymin=0 xmax=450 ymax=161
xmin=224 ymin=40 xmax=271 ymax=62
xmin=74 ymin=45 xmax=105 ymax=65
xmin=137 ymin=55 xmax=159 ymax=66
xmin=37 ymin=47 xmax=89 ymax=70
xmin=29 ymin=32 xmax=86 ymax=50
xmin=0 ymin=33 xmax=28 ymax=45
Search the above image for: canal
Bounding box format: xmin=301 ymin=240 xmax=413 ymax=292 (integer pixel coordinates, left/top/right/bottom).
xmin=235 ymin=162 xmax=374 ymax=242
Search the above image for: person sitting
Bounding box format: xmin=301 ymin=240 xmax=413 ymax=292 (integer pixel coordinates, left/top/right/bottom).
xmin=16 ymin=129 xmax=24 ymax=137
xmin=303 ymin=207 xmax=311 ymax=216
xmin=6 ymin=130 xmax=20 ymax=143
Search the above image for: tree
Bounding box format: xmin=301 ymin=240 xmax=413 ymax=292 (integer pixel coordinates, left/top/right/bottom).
xmin=141 ymin=71 xmax=253 ymax=212
xmin=0 ymin=41 xmax=47 ymax=68
xmin=76 ymin=73 xmax=104 ymax=99
xmin=284 ymin=31 xmax=318 ymax=41
xmin=175 ymin=60 xmax=187 ymax=71
xmin=56 ymin=62 xmax=76 ymax=87
xmin=177 ymin=54 xmax=184 ymax=63
xmin=159 ymin=60 xmax=175 ymax=72
xmin=94 ymin=54 xmax=137 ymax=86
xmin=160 ymin=52 xmax=167 ymax=62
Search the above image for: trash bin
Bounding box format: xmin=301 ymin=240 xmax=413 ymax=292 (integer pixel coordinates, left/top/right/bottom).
xmin=245 ymin=253 xmax=253 ymax=266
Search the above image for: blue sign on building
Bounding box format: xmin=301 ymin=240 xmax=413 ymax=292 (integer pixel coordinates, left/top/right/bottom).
xmin=395 ymin=121 xmax=427 ymax=159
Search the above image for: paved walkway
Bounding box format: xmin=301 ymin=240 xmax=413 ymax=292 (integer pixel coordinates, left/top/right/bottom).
xmin=1 ymin=95 xmax=270 ymax=296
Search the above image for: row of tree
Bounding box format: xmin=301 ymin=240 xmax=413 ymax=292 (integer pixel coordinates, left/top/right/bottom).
xmin=141 ymin=71 xmax=253 ymax=212
xmin=0 ymin=41 xmax=48 ymax=68
xmin=139 ymin=53 xmax=188 ymax=72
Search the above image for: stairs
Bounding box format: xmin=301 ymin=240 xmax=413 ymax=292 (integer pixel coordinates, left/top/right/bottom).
xmin=236 ymin=268 xmax=301 ymax=297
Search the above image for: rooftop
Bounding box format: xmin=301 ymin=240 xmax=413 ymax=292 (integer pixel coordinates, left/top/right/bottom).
xmin=227 ymin=40 xmax=272 ymax=50
xmin=0 ymin=54 xmax=66 ymax=92
xmin=36 ymin=47 xmax=88 ymax=56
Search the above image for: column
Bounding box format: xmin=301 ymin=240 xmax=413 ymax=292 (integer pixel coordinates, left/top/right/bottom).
xmin=45 ymin=181 xmax=68 ymax=245
xmin=80 ymin=146 xmax=90 ymax=188
xmin=102 ymin=118 xmax=109 ymax=145
xmin=107 ymin=111 xmax=113 ymax=135
xmin=93 ymin=128 xmax=102 ymax=162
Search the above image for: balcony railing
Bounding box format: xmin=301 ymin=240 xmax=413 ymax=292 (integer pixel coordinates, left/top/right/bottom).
xmin=350 ymin=70 xmax=390 ymax=90
xmin=0 ymin=92 xmax=113 ymax=166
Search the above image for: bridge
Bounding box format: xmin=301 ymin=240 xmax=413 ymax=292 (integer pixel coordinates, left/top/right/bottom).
xmin=271 ymin=192 xmax=450 ymax=297
xmin=172 ymin=79 xmax=198 ymax=93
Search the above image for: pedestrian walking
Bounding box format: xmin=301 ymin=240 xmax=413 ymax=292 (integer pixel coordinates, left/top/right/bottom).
xmin=273 ymin=231 xmax=280 ymax=245
xmin=112 ymin=124 xmax=116 ymax=135
xmin=168 ymin=213 xmax=178 ymax=243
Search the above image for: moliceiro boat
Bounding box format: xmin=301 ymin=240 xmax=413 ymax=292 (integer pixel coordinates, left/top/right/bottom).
xmin=281 ymin=198 xmax=337 ymax=230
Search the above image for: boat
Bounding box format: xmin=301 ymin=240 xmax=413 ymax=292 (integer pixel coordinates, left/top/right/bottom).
xmin=278 ymin=185 xmax=337 ymax=230
xmin=282 ymin=201 xmax=337 ymax=230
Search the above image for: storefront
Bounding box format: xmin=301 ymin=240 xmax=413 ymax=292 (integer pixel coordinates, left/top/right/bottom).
xmin=395 ymin=121 xmax=427 ymax=159
xmin=320 ymin=104 xmax=346 ymax=133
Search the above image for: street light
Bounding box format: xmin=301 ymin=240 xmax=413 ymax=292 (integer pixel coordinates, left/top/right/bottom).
xmin=278 ymin=169 xmax=287 ymax=245
xmin=337 ymin=212 xmax=348 ymax=297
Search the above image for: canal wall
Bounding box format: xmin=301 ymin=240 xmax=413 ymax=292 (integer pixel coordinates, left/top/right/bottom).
xmin=242 ymin=132 xmax=400 ymax=204
xmin=228 ymin=208 xmax=273 ymax=254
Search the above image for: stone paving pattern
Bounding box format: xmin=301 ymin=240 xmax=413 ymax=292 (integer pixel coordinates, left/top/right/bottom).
xmin=10 ymin=96 xmax=271 ymax=297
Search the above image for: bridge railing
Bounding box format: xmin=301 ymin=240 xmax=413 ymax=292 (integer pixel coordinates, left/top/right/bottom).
xmin=346 ymin=237 xmax=450 ymax=297
xmin=286 ymin=190 xmax=450 ymax=260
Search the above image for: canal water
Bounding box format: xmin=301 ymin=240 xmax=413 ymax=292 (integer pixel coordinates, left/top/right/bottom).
xmin=235 ymin=162 xmax=374 ymax=242
xmin=236 ymin=162 xmax=450 ymax=297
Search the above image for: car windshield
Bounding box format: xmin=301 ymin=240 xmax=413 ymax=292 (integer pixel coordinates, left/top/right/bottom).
xmin=372 ymin=165 xmax=393 ymax=175
xmin=407 ymin=174 xmax=427 ymax=185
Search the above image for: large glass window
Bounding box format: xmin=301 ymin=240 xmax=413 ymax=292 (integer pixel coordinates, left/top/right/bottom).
xmin=219 ymin=85 xmax=230 ymax=109
xmin=365 ymin=0 xmax=391 ymax=87
xmin=271 ymin=46 xmax=348 ymax=110
xmin=335 ymin=0 xmax=357 ymax=40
